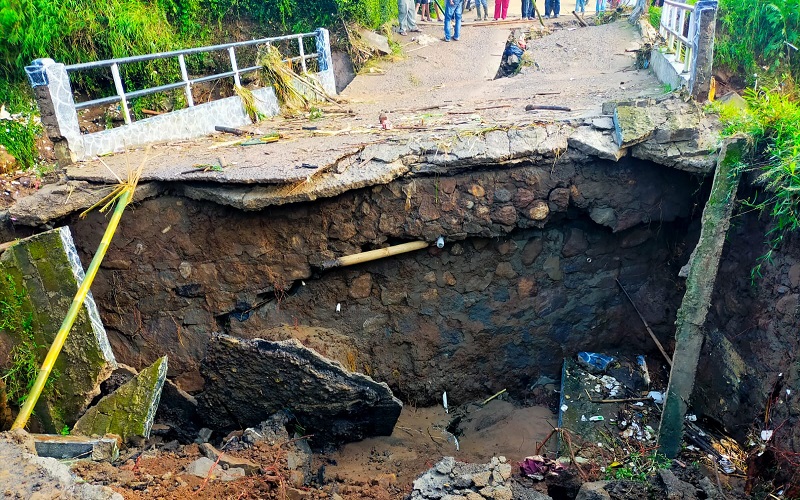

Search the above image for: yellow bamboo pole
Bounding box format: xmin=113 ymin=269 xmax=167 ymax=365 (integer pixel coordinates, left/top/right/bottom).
xmin=11 ymin=188 xmax=133 ymax=430
xmin=320 ymin=241 xmax=430 ymax=270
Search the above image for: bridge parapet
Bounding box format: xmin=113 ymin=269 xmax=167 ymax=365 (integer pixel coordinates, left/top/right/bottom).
xmin=25 ymin=28 xmax=335 ymax=163
xmin=650 ymin=0 xmax=717 ymax=101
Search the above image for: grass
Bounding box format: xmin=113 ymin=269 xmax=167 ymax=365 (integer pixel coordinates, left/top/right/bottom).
xmin=715 ymin=79 xmax=800 ymax=279
xmin=0 ymin=273 xmax=58 ymax=407
xmin=257 ymin=44 xmax=310 ymax=113
xmin=604 ymin=451 xmax=672 ymax=482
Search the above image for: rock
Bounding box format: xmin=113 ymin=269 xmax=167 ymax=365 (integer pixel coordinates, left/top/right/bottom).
xmin=575 ymin=481 xmax=611 ymax=500
xmin=589 ymin=207 xmax=617 ymax=228
xmin=436 ymin=456 xmax=456 ymax=474
xmin=184 ymin=456 xmax=242 ymax=482
xmin=286 ymin=488 xmax=311 ymax=500
xmin=199 ymin=335 xmax=402 ymax=447
xmin=0 ymin=227 xmax=117 ymax=432
xmin=658 ymin=469 xmax=698 ymax=499
xmin=472 ymin=470 xmax=492 ymax=487
xmin=0 ymin=430 xmax=122 ymax=499
xmin=528 ymin=201 xmax=549 ymax=220
xmin=358 ymin=28 xmax=391 ymax=55
xmin=492 ymin=485 xmax=512 ymax=500
xmin=154 ymin=378 xmax=202 ymax=443
xmin=698 ymin=477 xmax=723 ymax=500
xmin=349 ymin=273 xmax=373 ymax=299
xmin=511 ymin=483 xmax=553 ymax=499
xmin=568 ymin=126 xmax=627 ymax=161
xmin=244 ymin=412 xmax=312 ymax=486
xmin=562 ymin=228 xmax=589 ymax=257
xmin=199 ymin=442 xmax=260 ymax=475
xmin=73 ymin=356 xmax=168 ymax=442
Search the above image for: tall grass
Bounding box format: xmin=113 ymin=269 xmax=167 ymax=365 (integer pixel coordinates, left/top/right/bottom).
xmin=719 ymin=83 xmax=800 ymax=277
xmin=715 ymin=0 xmax=800 ymax=83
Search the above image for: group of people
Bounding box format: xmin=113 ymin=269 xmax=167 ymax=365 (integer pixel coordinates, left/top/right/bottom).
xmin=397 ymin=0 xmax=609 ymax=41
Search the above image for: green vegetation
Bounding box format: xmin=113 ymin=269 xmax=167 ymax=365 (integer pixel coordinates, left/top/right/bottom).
xmin=0 ymin=0 xmax=397 ymax=170
xmin=0 ymin=273 xmax=54 ymax=407
xmin=649 ymin=6 xmax=661 ymax=30
xmin=604 ymin=452 xmax=672 ymax=482
xmin=717 ymin=86 xmax=800 ymax=278
xmin=715 ymin=0 xmax=799 ymax=83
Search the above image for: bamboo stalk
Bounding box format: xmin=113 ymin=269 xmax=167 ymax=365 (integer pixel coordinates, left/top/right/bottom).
xmin=321 ymin=241 xmax=429 ymax=269
xmin=11 ymin=189 xmax=133 ymax=430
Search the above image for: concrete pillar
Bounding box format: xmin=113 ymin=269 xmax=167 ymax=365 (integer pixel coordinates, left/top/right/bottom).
xmin=315 ymin=28 xmax=337 ymax=95
xmin=688 ymin=1 xmax=718 ymax=102
xmin=24 ymin=58 xmax=83 ymax=164
xmin=657 ymin=136 xmax=747 ymax=458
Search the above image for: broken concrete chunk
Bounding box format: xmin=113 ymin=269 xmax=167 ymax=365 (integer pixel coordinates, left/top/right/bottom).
xmin=0 ymin=430 xmax=123 ymax=499
xmin=33 ymin=433 xmax=119 ymax=462
xmin=357 ymin=28 xmax=391 ymax=55
xmin=0 ymin=226 xmax=117 ymax=432
xmin=74 ymin=356 xmax=167 ymax=442
xmin=613 ymin=105 xmax=655 ymax=147
xmin=198 ymin=334 xmax=402 ymax=447
xmin=568 ymin=126 xmax=627 ymax=161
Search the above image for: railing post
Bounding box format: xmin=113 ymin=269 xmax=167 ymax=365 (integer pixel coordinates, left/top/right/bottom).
xmin=298 ymin=36 xmax=307 ymax=73
xmin=689 ymin=0 xmax=718 ymax=101
xmin=110 ymin=63 xmax=132 ymax=124
xmin=178 ymin=54 xmax=194 ymax=107
xmin=228 ymin=47 xmax=241 ymax=87
xmin=314 ymin=28 xmax=337 ymax=95
xmin=24 ymin=58 xmax=83 ymax=164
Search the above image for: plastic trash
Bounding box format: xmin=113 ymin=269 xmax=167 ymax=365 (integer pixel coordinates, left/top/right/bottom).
xmin=648 ymin=391 xmax=664 ymax=404
xmin=443 ymin=391 xmax=449 ymax=413
xmin=589 ymin=416 xmax=604 ymax=422
xmin=577 ymin=352 xmax=615 ymax=373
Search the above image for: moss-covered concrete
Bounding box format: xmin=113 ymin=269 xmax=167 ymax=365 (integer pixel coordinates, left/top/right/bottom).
xmin=657 ymin=136 xmax=748 ymax=457
xmin=0 ymin=227 xmax=117 ymax=432
xmin=73 ymin=356 xmax=167 ymax=442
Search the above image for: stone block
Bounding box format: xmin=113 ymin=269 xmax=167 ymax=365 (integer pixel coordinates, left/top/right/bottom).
xmin=575 ymin=481 xmax=611 ymax=500
xmin=199 ymin=442 xmax=260 ymax=475
xmin=568 ymin=127 xmax=627 ymax=161
xmin=184 ymin=456 xmax=243 ymax=481
xmin=32 ymin=434 xmax=119 ymax=462
xmin=73 ymin=356 xmax=167 ymax=442
xmin=0 ymin=226 xmax=117 ymax=432
xmin=198 ymin=335 xmax=403 ymax=447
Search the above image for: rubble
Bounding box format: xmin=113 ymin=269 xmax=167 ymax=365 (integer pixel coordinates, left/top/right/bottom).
xmin=410 ymin=456 xmax=552 ymax=500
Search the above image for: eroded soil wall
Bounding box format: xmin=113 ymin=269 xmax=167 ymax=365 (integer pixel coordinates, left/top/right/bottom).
xmin=66 ymin=156 xmax=702 ymax=407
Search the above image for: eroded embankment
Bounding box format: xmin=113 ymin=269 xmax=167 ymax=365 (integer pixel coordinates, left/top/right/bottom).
xmin=64 ymin=155 xmax=702 ymax=405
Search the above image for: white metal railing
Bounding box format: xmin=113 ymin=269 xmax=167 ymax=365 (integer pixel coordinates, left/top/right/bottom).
xmin=65 ymin=31 xmax=321 ymax=125
xmin=659 ymin=0 xmax=696 ymax=74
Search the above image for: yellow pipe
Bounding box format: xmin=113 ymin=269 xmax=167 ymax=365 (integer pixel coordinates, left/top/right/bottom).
xmin=12 ymin=188 xmax=133 ymax=430
xmin=321 ymin=240 xmax=430 ymax=269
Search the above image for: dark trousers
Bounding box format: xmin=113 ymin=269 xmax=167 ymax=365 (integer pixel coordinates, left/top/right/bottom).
xmin=544 ymin=0 xmax=560 ymax=14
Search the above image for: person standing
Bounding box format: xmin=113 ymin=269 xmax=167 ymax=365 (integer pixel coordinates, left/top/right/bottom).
xmin=444 ymin=0 xmax=463 ymax=41
xmin=596 ymin=0 xmax=605 ymax=13
xmin=420 ymin=0 xmax=432 ymax=21
xmin=576 ymin=0 xmax=586 ymax=13
xmin=398 ymin=0 xmax=421 ymax=35
xmin=521 ymin=0 xmax=534 ymax=19
xmin=493 ymin=0 xmax=510 ymax=20
xmin=474 ymin=0 xmax=488 ymax=19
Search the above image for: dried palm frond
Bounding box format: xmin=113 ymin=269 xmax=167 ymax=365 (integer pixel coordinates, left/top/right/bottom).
xmin=235 ymin=84 xmax=263 ymax=123
xmin=257 ymin=44 xmax=309 ymax=113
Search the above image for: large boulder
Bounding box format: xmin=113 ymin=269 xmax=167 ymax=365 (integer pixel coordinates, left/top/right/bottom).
xmin=198 ymin=334 xmax=402 ymax=447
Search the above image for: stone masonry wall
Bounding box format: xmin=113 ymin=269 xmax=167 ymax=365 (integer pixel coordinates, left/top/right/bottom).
xmin=67 ymin=156 xmax=703 ymax=401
